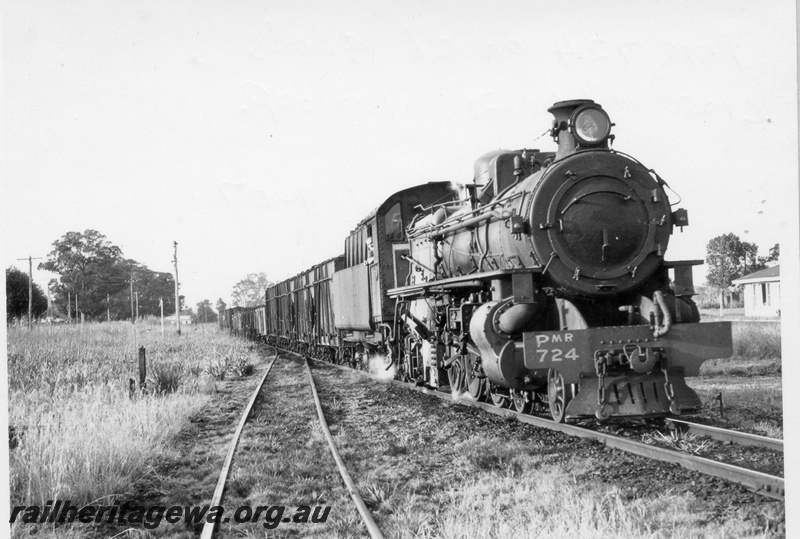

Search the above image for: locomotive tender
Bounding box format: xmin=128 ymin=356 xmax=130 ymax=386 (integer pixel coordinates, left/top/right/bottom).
xmin=223 ymin=99 xmax=732 ymax=423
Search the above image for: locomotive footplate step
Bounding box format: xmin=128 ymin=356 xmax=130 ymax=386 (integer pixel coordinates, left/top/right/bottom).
xmin=565 ymin=371 xmax=702 ymax=419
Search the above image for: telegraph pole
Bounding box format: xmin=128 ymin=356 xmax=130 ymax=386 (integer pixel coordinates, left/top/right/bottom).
xmin=16 ymin=256 xmax=42 ymax=329
xmin=173 ymin=241 xmax=181 ymax=336
xmin=107 ymin=294 xmax=111 ymax=323
xmin=135 ymin=291 xmax=139 ymax=321
xmin=130 ymin=276 xmax=135 ymax=324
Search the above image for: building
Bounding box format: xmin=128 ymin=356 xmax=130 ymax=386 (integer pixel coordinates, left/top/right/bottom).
xmin=732 ymin=265 xmax=780 ymax=318
xmin=169 ymin=310 xmax=193 ymax=325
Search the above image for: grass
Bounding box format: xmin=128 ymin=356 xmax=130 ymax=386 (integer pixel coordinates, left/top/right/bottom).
xmin=730 ymin=322 xmax=781 ymax=361
xmin=697 ymin=321 xmax=781 ymax=376
xmin=432 ymin=467 xmax=781 ymax=539
xmin=7 ymin=321 xmax=262 ymax=514
xmin=691 ymin=321 xmax=783 ymax=438
xmin=690 ymin=376 xmax=783 ymax=438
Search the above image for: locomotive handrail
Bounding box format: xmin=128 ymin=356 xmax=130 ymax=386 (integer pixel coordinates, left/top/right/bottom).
xmin=387 ymin=268 xmax=541 ymax=298
xmin=407 ymin=199 xmax=467 ymax=230
xmin=408 ymin=191 xmax=524 ymax=239
xmin=417 ymin=209 xmax=502 ymax=240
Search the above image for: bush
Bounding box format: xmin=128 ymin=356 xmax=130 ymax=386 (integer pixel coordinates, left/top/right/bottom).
xmin=149 ymin=362 xmax=185 ymax=394
xmin=233 ymin=358 xmax=256 ymax=377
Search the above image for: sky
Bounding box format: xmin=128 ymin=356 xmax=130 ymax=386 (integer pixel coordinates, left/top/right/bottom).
xmin=2 ymin=1 xmax=797 ymax=311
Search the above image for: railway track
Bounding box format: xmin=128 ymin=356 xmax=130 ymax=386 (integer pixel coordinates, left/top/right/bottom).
xmin=663 ymin=418 xmax=783 ymax=452
xmin=201 ymin=350 xmax=384 ymax=539
xmin=296 ymin=353 xmax=784 ymax=501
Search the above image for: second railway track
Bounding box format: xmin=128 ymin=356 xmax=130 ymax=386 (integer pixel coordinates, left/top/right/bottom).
xmin=202 ymin=349 xmax=384 ymax=538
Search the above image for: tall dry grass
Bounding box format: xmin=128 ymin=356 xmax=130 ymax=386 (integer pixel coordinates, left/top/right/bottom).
xmin=731 ymin=322 xmax=781 ymax=361
xmin=367 ymin=435 xmax=782 ymax=538
xmin=7 ymin=321 xmax=260 ymax=509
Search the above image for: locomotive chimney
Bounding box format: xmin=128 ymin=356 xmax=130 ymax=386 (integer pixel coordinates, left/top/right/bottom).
xmin=548 ymin=99 xmax=595 ymax=160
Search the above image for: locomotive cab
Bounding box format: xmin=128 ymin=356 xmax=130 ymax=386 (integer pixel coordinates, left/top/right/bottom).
xmin=331 ymin=182 xmax=462 ymax=366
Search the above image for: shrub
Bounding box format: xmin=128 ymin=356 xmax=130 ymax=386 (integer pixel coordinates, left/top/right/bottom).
xmin=149 ymin=362 xmax=185 ymax=394
xmin=206 ymin=360 xmax=228 ymax=380
xmin=233 ymin=358 xmax=256 ymax=377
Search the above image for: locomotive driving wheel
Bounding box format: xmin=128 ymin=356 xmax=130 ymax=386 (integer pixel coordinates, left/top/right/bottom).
xmin=547 ymin=369 xmax=572 ymax=423
xmin=447 ymin=355 xmax=467 ymax=394
xmin=510 ymin=388 xmax=533 ymax=414
xmin=488 ymin=384 xmax=510 ymax=408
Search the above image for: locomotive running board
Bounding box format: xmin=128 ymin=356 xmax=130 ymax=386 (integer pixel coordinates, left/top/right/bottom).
xmin=388 ymin=268 xmax=541 ymax=298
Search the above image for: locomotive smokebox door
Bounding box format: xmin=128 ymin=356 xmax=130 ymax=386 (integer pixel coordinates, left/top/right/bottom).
xmin=529 ymin=151 xmax=673 ymax=296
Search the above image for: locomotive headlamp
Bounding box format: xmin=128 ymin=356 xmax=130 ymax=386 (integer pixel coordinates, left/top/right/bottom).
xmin=571 ymin=105 xmax=612 ymax=146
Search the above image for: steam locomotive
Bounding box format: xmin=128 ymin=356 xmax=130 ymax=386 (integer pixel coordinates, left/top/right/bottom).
xmin=221 ymin=99 xmax=732 ymax=422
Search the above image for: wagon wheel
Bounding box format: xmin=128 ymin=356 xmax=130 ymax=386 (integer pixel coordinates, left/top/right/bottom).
xmin=547 ymin=369 xmax=572 ymax=423
xmin=510 ymin=388 xmax=533 ymax=414
xmin=488 ymin=383 xmax=510 ymax=408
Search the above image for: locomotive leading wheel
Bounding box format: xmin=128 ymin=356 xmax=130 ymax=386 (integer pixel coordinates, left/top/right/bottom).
xmin=547 ymin=369 xmax=571 ymax=423
xmin=510 ymin=388 xmax=533 ymax=414
xmin=468 ymin=376 xmax=487 ymax=401
xmin=466 ymin=353 xmax=487 ymax=401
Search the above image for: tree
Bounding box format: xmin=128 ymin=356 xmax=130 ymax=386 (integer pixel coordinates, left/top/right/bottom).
xmin=706 ymin=233 xmax=773 ymax=309
xmin=6 ymin=267 xmax=48 ymax=322
xmin=40 ymin=230 xmax=177 ymax=321
xmin=759 ymin=243 xmax=780 ymax=267
xmin=706 ymin=234 xmax=761 ymax=289
xmin=231 ymin=273 xmax=272 ymax=307
xmin=216 ymin=298 xmax=227 ymax=313
xmin=39 ymin=230 xmax=125 ymax=319
xmin=195 ymin=299 xmax=218 ymax=323
xmin=129 ymin=261 xmax=177 ymax=318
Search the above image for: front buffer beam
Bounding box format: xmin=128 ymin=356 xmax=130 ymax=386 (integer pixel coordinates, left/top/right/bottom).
xmin=523 ymin=322 xmax=732 ymax=419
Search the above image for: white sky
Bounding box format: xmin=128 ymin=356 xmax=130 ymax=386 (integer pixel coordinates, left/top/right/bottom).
xmin=2 ymin=1 xmax=797 ymax=309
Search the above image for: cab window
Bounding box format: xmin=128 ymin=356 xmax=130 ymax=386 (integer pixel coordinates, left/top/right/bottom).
xmin=385 ymin=203 xmax=404 ymax=241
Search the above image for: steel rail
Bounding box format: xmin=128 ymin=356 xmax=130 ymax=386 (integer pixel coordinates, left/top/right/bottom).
xmin=665 ymin=418 xmax=783 ymax=452
xmin=201 ymin=352 xmax=279 ymax=539
xmin=303 ymin=358 xmax=385 ymax=539
xmin=307 ymin=357 xmax=784 ymax=500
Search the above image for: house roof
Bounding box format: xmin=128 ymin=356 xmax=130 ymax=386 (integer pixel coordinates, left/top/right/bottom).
xmin=732 ymin=264 xmax=780 ymax=284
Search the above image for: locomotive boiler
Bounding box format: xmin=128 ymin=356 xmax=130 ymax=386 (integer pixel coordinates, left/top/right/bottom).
xmin=389 ymin=99 xmax=732 ymax=421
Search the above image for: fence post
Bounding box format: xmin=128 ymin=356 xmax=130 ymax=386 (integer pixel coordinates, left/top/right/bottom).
xmin=139 ymin=347 xmax=147 ymax=389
